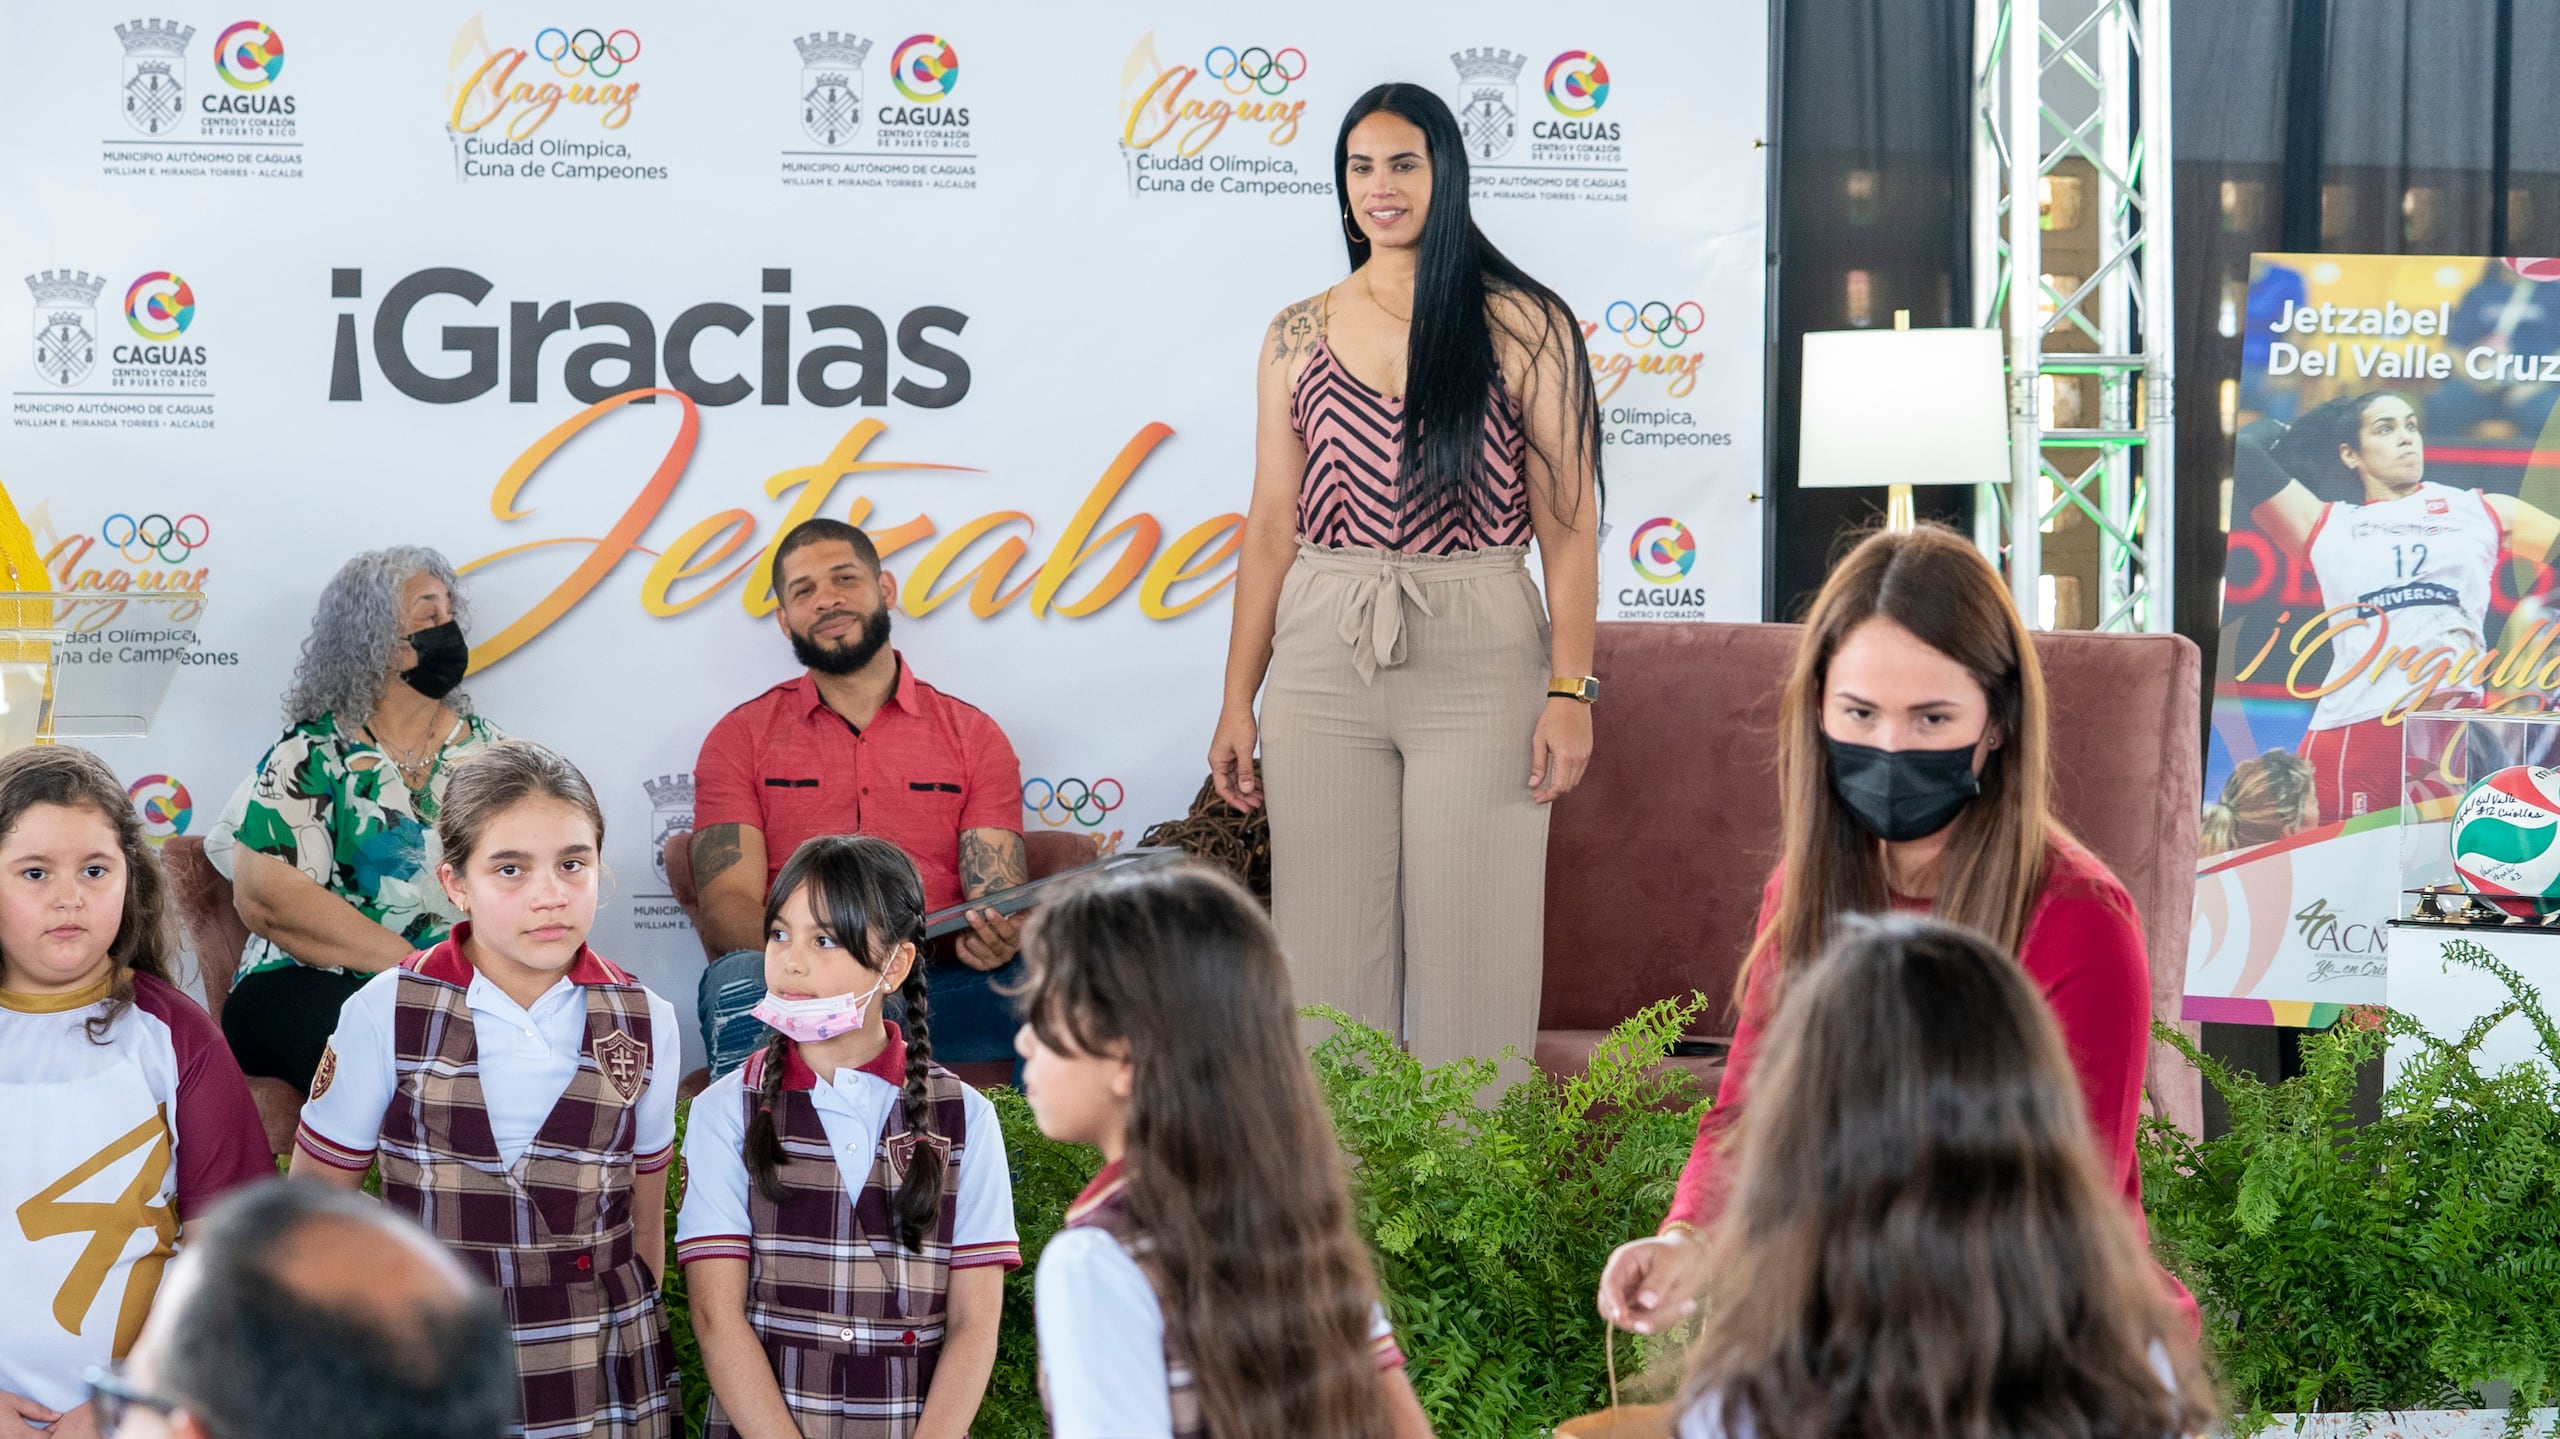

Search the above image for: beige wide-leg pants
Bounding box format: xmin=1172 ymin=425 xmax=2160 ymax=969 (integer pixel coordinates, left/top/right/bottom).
xmin=1261 ymin=541 xmax=1551 ymax=1078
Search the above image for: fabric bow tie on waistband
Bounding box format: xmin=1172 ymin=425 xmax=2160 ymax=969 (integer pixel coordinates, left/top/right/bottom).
xmin=1337 ymin=558 xmax=1436 ymax=685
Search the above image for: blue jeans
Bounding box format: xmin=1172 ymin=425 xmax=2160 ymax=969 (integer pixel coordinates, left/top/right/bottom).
xmin=698 ymin=950 xmax=773 ymax=1081
xmin=697 ymin=947 xmax=1028 ymax=1082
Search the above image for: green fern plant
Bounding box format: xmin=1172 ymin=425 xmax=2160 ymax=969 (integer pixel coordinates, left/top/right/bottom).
xmin=1311 ymin=996 xmax=1712 ymax=1438
xmin=2142 ymin=938 xmax=2560 ymax=1429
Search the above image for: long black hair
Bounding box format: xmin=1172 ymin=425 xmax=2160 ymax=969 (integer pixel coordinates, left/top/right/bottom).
xmin=1333 ymin=83 xmax=1603 ymax=535
xmin=2267 ymin=390 xmax=2417 ymax=495
xmin=743 ymin=835 xmax=943 ymax=1251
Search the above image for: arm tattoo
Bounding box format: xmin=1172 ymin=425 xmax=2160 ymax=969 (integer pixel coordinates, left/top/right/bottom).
xmin=959 ymin=829 xmax=1028 ymax=899
xmin=691 ymin=823 xmax=746 ymax=887
xmin=1267 ymin=297 xmax=1323 ymax=367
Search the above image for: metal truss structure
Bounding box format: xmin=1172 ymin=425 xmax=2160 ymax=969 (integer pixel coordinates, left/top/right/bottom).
xmin=1971 ymin=0 xmax=2175 ymax=631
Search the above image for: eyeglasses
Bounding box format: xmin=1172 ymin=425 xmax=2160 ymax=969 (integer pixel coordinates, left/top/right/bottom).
xmin=82 ymin=1364 xmax=179 ymax=1434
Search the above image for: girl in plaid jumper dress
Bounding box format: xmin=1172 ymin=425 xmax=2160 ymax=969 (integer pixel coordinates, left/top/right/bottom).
xmin=1014 ymin=863 xmax=1434 ymax=1439
xmin=677 ymin=834 xmax=1019 ymax=1439
xmin=292 ymin=741 xmax=681 ymax=1439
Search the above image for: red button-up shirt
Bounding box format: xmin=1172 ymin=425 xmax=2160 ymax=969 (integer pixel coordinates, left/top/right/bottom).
xmin=692 ymin=654 xmax=1021 ymax=913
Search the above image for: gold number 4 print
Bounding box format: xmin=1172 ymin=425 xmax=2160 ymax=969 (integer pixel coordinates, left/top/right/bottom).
xmin=16 ymin=1108 xmax=178 ymax=1354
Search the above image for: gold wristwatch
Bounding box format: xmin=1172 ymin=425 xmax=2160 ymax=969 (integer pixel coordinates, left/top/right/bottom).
xmin=1548 ymin=675 xmax=1599 ymax=704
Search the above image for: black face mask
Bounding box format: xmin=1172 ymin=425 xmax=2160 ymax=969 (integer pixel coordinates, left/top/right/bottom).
xmin=401 ymin=620 xmax=470 ymax=700
xmin=1825 ymin=737 xmax=1983 ymax=843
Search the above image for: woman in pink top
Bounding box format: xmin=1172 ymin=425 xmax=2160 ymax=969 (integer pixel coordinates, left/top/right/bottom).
xmin=1206 ymin=82 xmax=1603 ymax=1074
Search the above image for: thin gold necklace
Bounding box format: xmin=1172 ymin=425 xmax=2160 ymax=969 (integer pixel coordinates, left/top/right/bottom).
xmin=1361 ymin=265 xmax=1410 ymax=323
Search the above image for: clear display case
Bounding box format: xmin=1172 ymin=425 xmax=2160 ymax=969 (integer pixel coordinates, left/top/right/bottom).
xmin=2388 ymin=709 xmax=2560 ymax=1084
xmin=2396 ymin=709 xmax=2560 ymax=931
xmin=0 ymin=591 xmax=208 ymax=752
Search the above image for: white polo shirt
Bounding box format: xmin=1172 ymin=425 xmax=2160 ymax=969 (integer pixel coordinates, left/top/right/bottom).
xmin=295 ymin=953 xmax=680 ymax=1173
xmin=1037 ymin=1162 xmax=1402 ymax=1439
xmin=675 ymin=1026 xmax=1020 ymax=1271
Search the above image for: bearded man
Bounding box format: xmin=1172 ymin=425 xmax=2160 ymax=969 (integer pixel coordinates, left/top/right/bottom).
xmin=690 ymin=520 xmax=1028 ymax=1078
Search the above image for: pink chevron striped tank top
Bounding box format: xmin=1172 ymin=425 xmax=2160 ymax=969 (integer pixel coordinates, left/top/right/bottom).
xmin=1290 ymin=337 xmax=1532 ymax=555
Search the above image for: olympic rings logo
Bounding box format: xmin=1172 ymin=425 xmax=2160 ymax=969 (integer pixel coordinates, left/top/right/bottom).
xmin=1203 ymin=45 xmax=1307 ymax=97
xmin=1023 ymin=777 xmax=1124 ymax=828
xmin=102 ymin=513 xmax=210 ymax=564
xmin=890 ymin=34 xmax=959 ymax=103
xmin=534 ymin=27 xmax=640 ymax=78
xmin=214 ymin=21 xmax=284 ymax=90
xmin=1604 ymin=300 xmax=1706 ymax=350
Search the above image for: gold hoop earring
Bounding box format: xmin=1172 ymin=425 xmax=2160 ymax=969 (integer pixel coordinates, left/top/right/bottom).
xmin=1342 ymin=210 xmax=1364 ymax=244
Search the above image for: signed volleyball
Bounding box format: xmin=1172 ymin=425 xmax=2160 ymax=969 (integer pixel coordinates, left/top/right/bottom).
xmin=2453 ymin=765 xmax=2560 ymax=902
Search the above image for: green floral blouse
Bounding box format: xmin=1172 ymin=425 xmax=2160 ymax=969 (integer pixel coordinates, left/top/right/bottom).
xmin=231 ymin=711 xmax=506 ymax=982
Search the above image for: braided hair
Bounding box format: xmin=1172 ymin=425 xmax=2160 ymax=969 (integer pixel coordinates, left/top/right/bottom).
xmin=742 ymin=834 xmax=944 ymax=1251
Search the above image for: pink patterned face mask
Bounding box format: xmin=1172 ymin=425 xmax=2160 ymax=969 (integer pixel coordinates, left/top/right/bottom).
xmin=750 ymin=973 xmax=888 ymax=1043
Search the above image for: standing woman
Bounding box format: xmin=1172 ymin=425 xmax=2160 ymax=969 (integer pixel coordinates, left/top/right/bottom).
xmin=1207 ymin=83 xmax=1603 ymax=1072
xmin=1593 ymin=526 xmax=2195 ymax=1336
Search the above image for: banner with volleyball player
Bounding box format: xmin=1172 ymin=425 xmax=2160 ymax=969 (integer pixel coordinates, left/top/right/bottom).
xmin=2188 ymin=252 xmax=2560 ymax=1023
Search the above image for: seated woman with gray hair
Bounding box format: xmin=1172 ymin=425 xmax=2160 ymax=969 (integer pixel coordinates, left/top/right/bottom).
xmin=215 ymin=547 xmax=507 ymax=1096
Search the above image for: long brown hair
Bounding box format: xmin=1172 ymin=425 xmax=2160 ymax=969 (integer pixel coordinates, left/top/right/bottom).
xmin=1689 ymin=914 xmax=2214 ymax=1439
xmin=0 ymin=745 xmax=177 ymax=1041
xmin=1016 ymin=864 xmax=1390 ymax=1439
xmin=743 ymin=835 xmax=942 ymax=1251
xmin=1753 ymin=524 xmax=2057 ymax=996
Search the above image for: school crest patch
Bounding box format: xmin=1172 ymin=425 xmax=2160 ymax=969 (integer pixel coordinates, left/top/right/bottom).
xmin=883 ymin=1129 xmax=951 ymax=1183
xmin=308 ymin=1042 xmax=338 ymax=1102
xmin=592 ymin=1030 xmax=648 ymax=1104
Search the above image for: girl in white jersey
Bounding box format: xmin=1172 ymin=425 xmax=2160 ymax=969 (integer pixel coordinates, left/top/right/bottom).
xmin=2239 ymin=391 xmax=2560 ymax=823
xmin=0 ymin=746 xmax=271 ymax=1438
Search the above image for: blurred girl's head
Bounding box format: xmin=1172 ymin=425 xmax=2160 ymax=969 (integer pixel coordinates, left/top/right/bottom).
xmin=1013 ymin=863 xmax=1390 ymax=1439
xmin=0 ymin=746 xmax=173 ymax=1040
xmin=1689 ymin=914 xmax=2212 ymax=1439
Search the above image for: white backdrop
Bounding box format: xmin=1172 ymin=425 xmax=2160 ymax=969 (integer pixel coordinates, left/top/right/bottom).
xmin=2 ymin=2 xmax=1768 ymax=1067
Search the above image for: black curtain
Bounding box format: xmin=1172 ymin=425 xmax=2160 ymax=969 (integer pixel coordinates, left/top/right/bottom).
xmin=2172 ymin=0 xmax=2517 ymax=683
xmin=1765 ymin=0 xmax=1975 ymax=622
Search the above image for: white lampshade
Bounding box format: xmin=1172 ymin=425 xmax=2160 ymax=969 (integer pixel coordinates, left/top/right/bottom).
xmin=1797 ymin=327 xmax=2010 ymax=488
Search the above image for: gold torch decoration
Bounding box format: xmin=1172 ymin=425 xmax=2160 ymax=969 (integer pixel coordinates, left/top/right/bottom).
xmin=0 ymin=478 xmax=57 ymax=748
